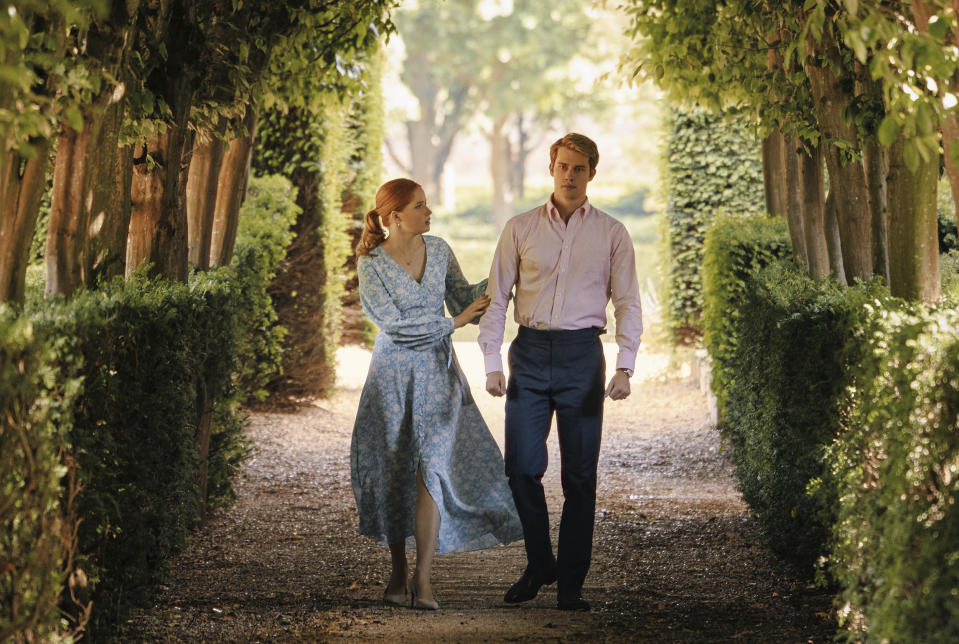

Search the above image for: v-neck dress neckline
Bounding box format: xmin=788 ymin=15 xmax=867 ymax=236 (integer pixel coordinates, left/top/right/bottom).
xmin=380 ymin=239 xmax=428 ymax=284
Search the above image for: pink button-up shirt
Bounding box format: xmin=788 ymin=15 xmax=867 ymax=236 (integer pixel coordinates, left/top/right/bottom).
xmin=478 ymin=197 xmax=644 ymax=374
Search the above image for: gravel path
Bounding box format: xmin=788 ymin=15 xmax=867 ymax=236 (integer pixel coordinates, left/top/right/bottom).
xmin=122 ymin=343 xmax=834 ymax=642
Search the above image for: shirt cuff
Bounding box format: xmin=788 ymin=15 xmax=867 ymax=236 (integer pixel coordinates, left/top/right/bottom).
xmin=615 ymin=349 xmax=638 ymax=373
xmin=484 ymin=352 xmax=504 ymax=374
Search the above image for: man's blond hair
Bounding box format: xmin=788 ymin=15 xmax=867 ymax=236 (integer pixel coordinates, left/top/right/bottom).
xmin=549 ymin=133 xmax=599 ymax=174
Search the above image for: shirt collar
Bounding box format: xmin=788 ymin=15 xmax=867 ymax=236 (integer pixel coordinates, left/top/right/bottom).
xmin=546 ymin=196 xmax=591 ymax=220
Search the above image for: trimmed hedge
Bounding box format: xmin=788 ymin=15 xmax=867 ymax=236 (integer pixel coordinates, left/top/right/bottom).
xmin=30 ymin=273 xmax=223 ymax=634
xmin=721 ymin=261 xmax=882 ymax=569
xmin=702 ymin=213 xmax=792 ymax=417
xmin=825 ymin=300 xmax=959 ymax=641
xmin=1 ymin=174 xmax=296 ymax=639
xmin=662 ymin=105 xmax=765 ymax=345
xmin=0 ymin=310 xmax=83 ymax=641
xmin=704 ymin=214 xmax=959 ymax=640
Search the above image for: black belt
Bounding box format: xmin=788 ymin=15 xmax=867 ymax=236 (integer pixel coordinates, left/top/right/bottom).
xmin=517 ymin=326 xmax=605 ymax=342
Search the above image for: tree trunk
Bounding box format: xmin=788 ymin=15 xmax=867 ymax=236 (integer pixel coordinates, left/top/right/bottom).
xmin=95 ymin=143 xmax=134 ymax=283
xmin=886 ymin=138 xmax=940 ymax=302
xmin=84 ymin=99 xmax=130 ymax=286
xmin=862 ymin=135 xmax=890 ymax=285
xmin=210 ymin=107 xmax=258 ymax=267
xmin=0 ymin=147 xmax=50 ymax=302
xmin=510 ymin=113 xmax=530 ymax=200
xmin=943 ymin=118 xmax=959 ymax=218
xmin=782 ymin=132 xmax=808 ymax=269
xmin=127 ymin=1 xmax=195 ymax=282
xmin=186 ymin=124 xmax=227 ymax=270
xmin=824 ymin=190 xmax=847 ymax=284
xmin=761 ymin=129 xmax=787 ymax=218
xmin=942 ymin=0 xmax=959 ymax=218
xmin=490 ymin=117 xmax=514 ymax=231
xmin=127 ymin=126 xmax=192 ymax=282
xmin=46 ymin=116 xmax=104 ymax=297
xmin=806 ymin=42 xmax=873 ymax=282
xmin=799 ymin=142 xmax=830 ymax=280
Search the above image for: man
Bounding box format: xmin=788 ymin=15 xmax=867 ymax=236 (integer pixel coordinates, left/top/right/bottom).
xmin=479 ymin=133 xmax=643 ymax=611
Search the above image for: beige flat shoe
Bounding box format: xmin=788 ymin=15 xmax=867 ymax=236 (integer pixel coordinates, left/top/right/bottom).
xmin=411 ymin=589 xmax=440 ymax=610
xmin=383 ymin=582 xmax=409 ymax=607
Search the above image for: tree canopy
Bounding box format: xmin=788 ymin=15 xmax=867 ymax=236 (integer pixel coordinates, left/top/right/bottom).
xmin=622 ymin=0 xmax=958 ymax=302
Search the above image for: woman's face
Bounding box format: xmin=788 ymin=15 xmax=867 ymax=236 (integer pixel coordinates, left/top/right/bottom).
xmin=393 ymin=187 xmax=431 ymax=234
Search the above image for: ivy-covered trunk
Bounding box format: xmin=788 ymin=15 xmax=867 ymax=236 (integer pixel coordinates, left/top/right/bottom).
xmin=941 ymin=9 xmax=959 ymax=219
xmin=210 ymin=107 xmax=258 ymax=268
xmin=886 ymin=138 xmax=940 ymax=302
xmin=341 ymin=49 xmax=385 ymax=345
xmin=255 ymin=102 xmax=351 ymax=400
xmin=127 ymin=2 xmax=195 ymax=282
xmin=0 ymin=148 xmax=49 ymax=302
xmin=90 ymin=122 xmax=134 ymax=285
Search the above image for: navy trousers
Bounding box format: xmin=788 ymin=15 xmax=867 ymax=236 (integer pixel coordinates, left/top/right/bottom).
xmin=504 ymin=325 xmax=605 ymax=595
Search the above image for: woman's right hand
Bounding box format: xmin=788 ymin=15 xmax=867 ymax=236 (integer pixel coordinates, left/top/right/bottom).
xmin=453 ymin=295 xmax=491 ymax=328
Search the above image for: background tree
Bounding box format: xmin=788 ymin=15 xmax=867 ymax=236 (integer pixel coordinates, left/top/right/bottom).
xmin=621 ymin=0 xmax=951 ymax=302
xmin=0 ymin=0 xmax=106 ymax=302
xmin=0 ymin=1 xmax=396 ymax=302
xmin=389 ymin=0 xmax=606 ymax=223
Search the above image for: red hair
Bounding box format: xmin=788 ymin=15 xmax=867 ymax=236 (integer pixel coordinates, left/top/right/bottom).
xmin=355 ymin=178 xmax=422 ymax=256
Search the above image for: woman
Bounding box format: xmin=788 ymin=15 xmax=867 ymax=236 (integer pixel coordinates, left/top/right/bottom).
xmin=351 ymin=178 xmax=522 ymax=610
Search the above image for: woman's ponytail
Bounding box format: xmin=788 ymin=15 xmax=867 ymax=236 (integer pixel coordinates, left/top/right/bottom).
xmin=356 ymin=209 xmax=387 ymax=256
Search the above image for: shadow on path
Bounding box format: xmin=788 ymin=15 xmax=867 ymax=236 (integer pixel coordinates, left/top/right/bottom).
xmin=122 ymin=347 xmax=834 ymax=642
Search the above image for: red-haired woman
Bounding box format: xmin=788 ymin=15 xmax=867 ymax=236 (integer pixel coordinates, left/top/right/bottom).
xmin=350 ymin=179 xmax=522 ymax=610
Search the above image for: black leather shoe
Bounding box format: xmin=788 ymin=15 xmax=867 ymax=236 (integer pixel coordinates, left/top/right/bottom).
xmin=557 ymin=592 xmax=590 ymax=611
xmin=504 ymin=567 xmax=557 ymax=603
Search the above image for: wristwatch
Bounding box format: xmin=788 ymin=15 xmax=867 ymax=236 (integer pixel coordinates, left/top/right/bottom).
xmin=617 ymin=368 xmax=633 ymax=378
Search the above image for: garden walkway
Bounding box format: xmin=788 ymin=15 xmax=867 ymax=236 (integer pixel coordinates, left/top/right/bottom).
xmin=122 ymin=344 xmax=834 ymax=642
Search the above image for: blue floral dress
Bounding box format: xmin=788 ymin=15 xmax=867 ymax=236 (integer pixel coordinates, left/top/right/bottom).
xmin=351 ymin=235 xmax=523 ymax=553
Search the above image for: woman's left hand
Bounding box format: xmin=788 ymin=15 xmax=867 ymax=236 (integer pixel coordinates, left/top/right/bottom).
xmin=454 ymin=295 xmax=491 ymax=328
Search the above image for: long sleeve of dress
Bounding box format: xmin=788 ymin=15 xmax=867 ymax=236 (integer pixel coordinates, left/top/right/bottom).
xmin=358 ymin=255 xmax=455 ymax=350
xmin=444 ymin=243 xmax=488 ymax=322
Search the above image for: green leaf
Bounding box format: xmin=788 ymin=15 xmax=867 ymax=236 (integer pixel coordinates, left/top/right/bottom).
xmin=929 ymin=17 xmax=948 ymax=42
xmin=65 ymin=104 xmax=85 ymax=132
xmin=916 ymin=101 xmax=935 ymax=136
xmin=844 ymin=0 xmax=859 ymax=17
xmin=903 ymin=140 xmax=919 ymax=173
xmin=878 ymin=115 xmax=900 ymax=146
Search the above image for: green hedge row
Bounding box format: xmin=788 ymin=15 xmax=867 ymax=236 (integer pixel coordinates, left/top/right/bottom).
xmin=0 ymin=311 xmax=81 ymax=641
xmin=826 ymin=299 xmax=959 ymax=641
xmin=662 ymin=105 xmax=765 ymax=345
xmin=1 ymin=174 xmax=297 ymax=640
xmin=702 ymin=214 xmax=792 ymax=416
xmin=704 ymin=216 xmax=959 ymax=640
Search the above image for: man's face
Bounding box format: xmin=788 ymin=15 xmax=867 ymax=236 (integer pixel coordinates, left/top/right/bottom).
xmin=550 ymin=146 xmax=595 ymax=204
